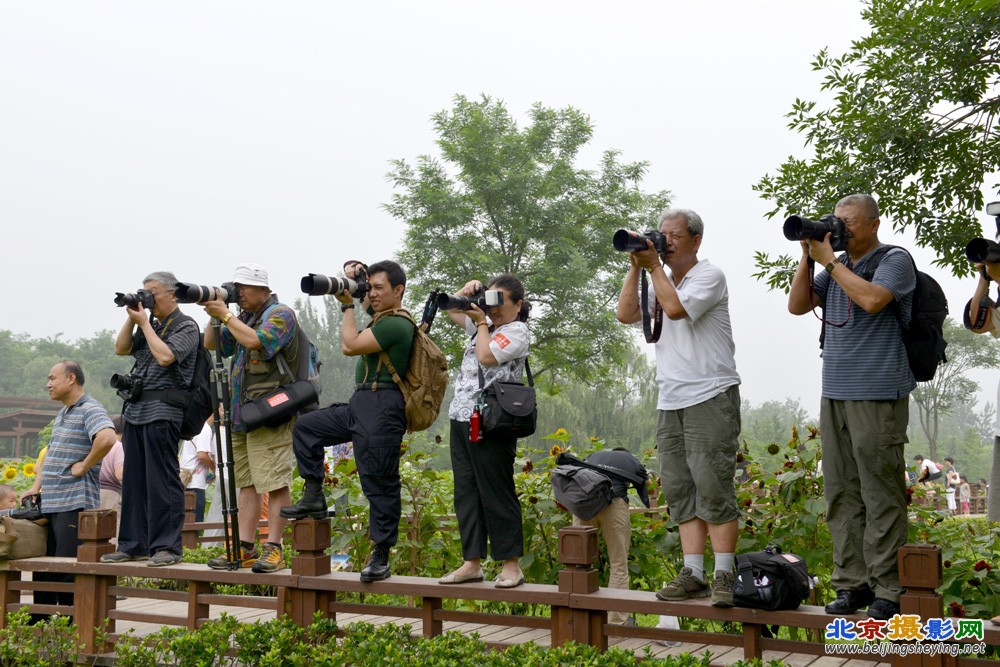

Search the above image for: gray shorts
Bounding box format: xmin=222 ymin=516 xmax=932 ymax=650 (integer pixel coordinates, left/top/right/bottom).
xmin=657 ymin=385 xmax=741 ymax=525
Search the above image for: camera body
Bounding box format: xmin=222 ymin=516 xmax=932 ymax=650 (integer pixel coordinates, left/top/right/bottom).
xmin=613 ymin=229 xmax=669 ymax=255
xmin=114 ymin=290 xmax=155 ymax=309
xmin=435 ymin=288 xmax=504 ymax=311
xmin=175 ymin=281 xmax=240 ymax=304
xmin=110 ymin=372 xmax=143 ymax=402
xmin=300 ymin=271 xmax=371 ymax=298
xmin=782 ymin=214 xmax=849 ymax=252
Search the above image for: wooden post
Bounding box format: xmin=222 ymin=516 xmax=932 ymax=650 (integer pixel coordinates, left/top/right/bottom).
xmin=188 ymin=580 xmax=212 ymax=630
xmin=182 ymin=490 xmax=198 ymax=551
xmin=0 ymin=569 xmax=21 ymax=629
xmin=288 ymin=518 xmax=331 ymax=627
xmin=75 ymin=510 xmax=117 ymax=654
xmin=552 ymin=525 xmax=605 ymax=650
xmin=897 ymin=544 xmax=950 ymax=667
xmin=422 ymin=597 xmax=442 ymax=638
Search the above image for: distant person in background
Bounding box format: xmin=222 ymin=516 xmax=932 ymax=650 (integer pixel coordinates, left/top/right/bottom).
xmin=943 ymin=457 xmax=959 ymax=514
xmin=958 ymin=475 xmax=971 ymax=515
xmin=913 ymin=455 xmax=941 ymax=483
xmin=99 ymin=415 xmax=125 ymax=544
xmin=179 ymin=416 xmax=215 ymax=523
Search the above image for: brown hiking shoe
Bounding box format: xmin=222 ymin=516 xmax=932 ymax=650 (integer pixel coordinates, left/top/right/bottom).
xmin=711 ymin=570 xmax=735 ymax=607
xmin=656 ymin=567 xmax=710 ymax=601
xmin=207 ymin=545 xmax=258 ymax=570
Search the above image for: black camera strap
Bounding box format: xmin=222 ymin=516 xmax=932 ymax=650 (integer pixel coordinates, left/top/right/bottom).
xmin=640 ymin=268 xmax=663 ymax=344
xmin=809 ymin=256 xmax=852 ymax=352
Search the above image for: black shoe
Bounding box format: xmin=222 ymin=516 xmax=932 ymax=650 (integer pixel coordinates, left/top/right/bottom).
xmin=824 ymin=587 xmax=876 ymax=615
xmin=866 ymin=598 xmax=900 ymax=620
xmin=279 ymin=479 xmax=329 ymax=520
xmin=360 ymin=543 xmax=391 ymax=582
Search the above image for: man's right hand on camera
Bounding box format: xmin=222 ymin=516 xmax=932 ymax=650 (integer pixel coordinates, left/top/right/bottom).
xmin=803 ymin=232 xmax=835 ymax=266
xmin=202 ymin=297 xmax=231 ymax=321
xmin=632 ymin=239 xmax=661 ymax=271
xmin=126 ymin=303 xmax=149 ymax=326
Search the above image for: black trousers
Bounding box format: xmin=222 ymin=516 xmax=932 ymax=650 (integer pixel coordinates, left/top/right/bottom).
xmin=293 ymin=388 xmax=405 ymax=546
xmin=118 ymin=419 xmax=184 ymax=557
xmin=36 ymin=509 xmax=82 ymax=609
xmin=191 ymin=488 xmax=206 ymax=523
xmin=449 ymin=419 xmax=524 ymax=561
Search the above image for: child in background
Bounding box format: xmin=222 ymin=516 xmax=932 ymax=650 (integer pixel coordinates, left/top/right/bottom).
xmin=958 ymin=475 xmax=971 ymax=515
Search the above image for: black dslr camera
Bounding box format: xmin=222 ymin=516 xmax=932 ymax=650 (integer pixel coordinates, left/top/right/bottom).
xmin=110 ymin=372 xmax=143 ymax=402
xmin=435 ymin=288 xmax=504 ymax=311
xmin=114 ymin=290 xmax=155 ymax=309
xmin=782 ymin=214 xmax=849 ymax=252
xmin=300 ymin=268 xmax=371 ymax=298
xmin=175 ymin=281 xmax=240 ymax=304
xmin=613 ymin=229 xmax=669 ymax=255
xmin=11 ymin=494 xmax=42 ymax=521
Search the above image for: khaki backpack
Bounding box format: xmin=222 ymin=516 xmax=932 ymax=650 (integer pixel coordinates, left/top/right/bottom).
xmin=371 ymin=308 xmax=449 ymax=432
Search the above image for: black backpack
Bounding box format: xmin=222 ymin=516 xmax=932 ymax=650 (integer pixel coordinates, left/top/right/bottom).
xmin=860 ymin=245 xmax=948 ymax=382
xmin=169 ymin=315 xmax=214 ymax=440
xmin=732 ymin=546 xmax=811 ymax=611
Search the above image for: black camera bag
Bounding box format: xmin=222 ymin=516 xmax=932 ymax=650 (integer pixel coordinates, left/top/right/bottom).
xmin=732 ymin=546 xmax=810 ymax=611
xmin=241 ymin=379 xmax=318 ymax=431
xmin=478 ymin=358 xmax=536 ymax=439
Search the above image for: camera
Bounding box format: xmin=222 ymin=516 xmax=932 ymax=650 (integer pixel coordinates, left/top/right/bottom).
xmin=11 ymin=493 xmax=42 ymax=521
xmin=300 ymin=273 xmax=370 ymax=298
xmin=782 ymin=214 xmax=848 ymax=252
xmin=965 ymin=238 xmax=1000 ymax=264
xmin=435 ymin=288 xmax=504 ymax=311
xmin=613 ymin=229 xmax=668 ymax=254
xmin=175 ymin=281 xmax=240 ymax=304
xmin=110 ymin=372 xmax=143 ymax=402
xmin=114 ymin=290 xmax=155 ymax=309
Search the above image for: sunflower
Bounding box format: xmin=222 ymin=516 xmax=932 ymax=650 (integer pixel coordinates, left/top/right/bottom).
xmin=3 ymin=467 xmax=17 ymax=481
xmin=554 ymin=428 xmax=567 ymax=436
xmin=22 ymin=462 xmax=35 ymax=477
xmin=549 ymin=444 xmax=563 ymax=458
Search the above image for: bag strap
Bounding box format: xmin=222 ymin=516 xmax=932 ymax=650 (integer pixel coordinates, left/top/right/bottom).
xmin=737 ymin=556 xmax=755 ymax=595
xmin=373 ymin=310 xmax=416 ymax=393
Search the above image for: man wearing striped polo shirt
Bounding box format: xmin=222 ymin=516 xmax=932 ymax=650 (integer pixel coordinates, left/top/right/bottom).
xmin=21 ymin=361 xmax=116 ymax=612
xmin=788 ymin=193 xmax=916 ymax=621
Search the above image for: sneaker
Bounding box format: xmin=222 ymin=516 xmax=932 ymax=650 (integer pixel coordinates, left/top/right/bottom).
xmin=711 ymin=570 xmax=734 ymax=608
xmin=100 ymin=551 xmax=148 ymax=563
xmin=251 ymin=543 xmax=286 ymax=573
xmin=866 ymin=597 xmax=900 ymax=620
xmin=207 ymin=545 xmax=259 ymax=570
xmin=656 ymin=567 xmax=710 ymax=601
xmin=147 ymin=550 xmax=182 ymax=567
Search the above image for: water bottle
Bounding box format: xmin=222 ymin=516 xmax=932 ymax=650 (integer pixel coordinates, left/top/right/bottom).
xmin=469 ymin=408 xmax=481 ymax=443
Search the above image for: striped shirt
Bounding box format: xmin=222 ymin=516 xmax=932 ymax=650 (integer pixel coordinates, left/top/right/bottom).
xmin=814 ymin=244 xmax=916 ymax=400
xmin=123 ymin=309 xmax=199 ymax=425
xmin=41 ymin=394 xmax=114 ymax=513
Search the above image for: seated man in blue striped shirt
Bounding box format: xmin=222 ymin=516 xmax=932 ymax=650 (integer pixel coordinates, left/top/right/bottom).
xmin=787 ymin=193 xmax=916 ymax=621
xmin=20 ymin=361 xmax=116 ymax=613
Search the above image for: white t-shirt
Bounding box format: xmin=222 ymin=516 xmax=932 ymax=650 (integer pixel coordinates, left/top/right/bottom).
xmin=447 ymin=318 xmax=530 ymax=421
xmin=639 ymin=259 xmax=740 ymax=410
xmin=919 ymin=459 xmax=940 ymax=477
xmin=990 ymin=308 xmax=1000 ymax=436
xmin=179 ymin=421 xmax=214 ymax=490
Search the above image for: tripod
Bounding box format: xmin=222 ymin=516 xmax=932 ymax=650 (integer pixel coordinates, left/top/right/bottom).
xmin=208 ymin=318 xmax=242 ymax=569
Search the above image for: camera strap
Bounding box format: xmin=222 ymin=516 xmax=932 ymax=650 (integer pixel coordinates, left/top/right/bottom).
xmin=809 ymin=257 xmax=852 ymax=352
xmin=640 ymin=268 xmax=663 ymax=344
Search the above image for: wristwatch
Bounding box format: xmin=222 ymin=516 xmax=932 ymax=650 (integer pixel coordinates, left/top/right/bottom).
xmin=221 ymin=313 xmax=233 ymax=325
xmin=341 ymin=303 xmax=355 ymax=313
xmin=826 ymin=259 xmax=839 ymax=273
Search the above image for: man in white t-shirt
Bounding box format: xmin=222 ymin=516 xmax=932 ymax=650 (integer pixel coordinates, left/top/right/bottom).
xmin=179 ymin=418 xmax=215 ymax=522
xmin=616 ymin=207 xmax=741 ymax=608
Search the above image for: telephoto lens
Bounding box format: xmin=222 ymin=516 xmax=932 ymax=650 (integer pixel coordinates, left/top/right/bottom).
xmin=175 ymin=282 xmax=239 ymax=304
xmin=113 ymin=291 xmax=155 ymax=309
xmin=965 ymin=238 xmax=1000 ymax=264
xmin=300 ymin=273 xmax=369 ymax=297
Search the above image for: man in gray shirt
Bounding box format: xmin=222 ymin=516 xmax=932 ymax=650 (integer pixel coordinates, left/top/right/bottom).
xmin=103 ymin=271 xmax=199 ymax=567
xmin=787 ymin=194 xmax=916 ymax=621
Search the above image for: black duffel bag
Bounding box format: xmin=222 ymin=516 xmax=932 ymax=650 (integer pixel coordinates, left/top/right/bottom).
xmin=732 ymin=545 xmax=811 ymax=611
xmin=477 ymin=358 xmax=537 ymax=439
xmin=241 ymin=380 xmax=318 ymax=431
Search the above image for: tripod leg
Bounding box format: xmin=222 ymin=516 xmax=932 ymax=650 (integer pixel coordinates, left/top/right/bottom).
xmin=209 ymin=319 xmax=242 ymax=569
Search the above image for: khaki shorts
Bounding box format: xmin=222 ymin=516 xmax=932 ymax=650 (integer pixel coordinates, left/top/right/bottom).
xmin=657 ymin=385 xmax=741 ymax=525
xmin=231 ymin=419 xmax=294 ymax=493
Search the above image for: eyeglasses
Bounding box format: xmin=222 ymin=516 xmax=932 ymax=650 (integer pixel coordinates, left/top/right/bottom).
xmin=664 ymin=231 xmax=691 ymax=241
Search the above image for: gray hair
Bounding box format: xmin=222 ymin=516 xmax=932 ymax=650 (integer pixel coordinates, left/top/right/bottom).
xmin=143 ymin=271 xmax=179 ymax=291
xmin=835 ymin=194 xmax=879 ymax=219
xmin=658 ymin=208 xmax=704 ymax=237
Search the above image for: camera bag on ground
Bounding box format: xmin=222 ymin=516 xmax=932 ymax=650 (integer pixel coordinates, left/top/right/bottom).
xmin=0 ymin=516 xmax=47 ymax=560
xmin=732 ymin=546 xmax=811 ymax=611
xmin=477 ymin=358 xmax=537 ymax=439
xmin=240 ymin=303 xmax=323 ymax=431
xmin=552 ymin=464 xmax=614 ymax=520
xmin=372 ymin=308 xmax=449 ymax=432
xmin=821 ymin=245 xmax=948 ymax=382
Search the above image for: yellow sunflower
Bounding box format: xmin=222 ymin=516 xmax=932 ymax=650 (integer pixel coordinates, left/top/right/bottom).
xmin=549 ymin=444 xmax=563 ymax=458
xmin=3 ymin=466 xmax=17 ymax=481
xmin=554 ymin=428 xmax=567 ymax=436
xmin=22 ymin=462 xmax=35 ymax=477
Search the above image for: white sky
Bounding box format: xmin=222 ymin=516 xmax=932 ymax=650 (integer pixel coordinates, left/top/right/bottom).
xmin=2 ymin=1 xmax=997 ymax=417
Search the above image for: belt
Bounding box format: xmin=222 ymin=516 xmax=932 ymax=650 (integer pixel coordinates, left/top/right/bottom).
xmin=355 ymin=382 xmax=401 ymax=392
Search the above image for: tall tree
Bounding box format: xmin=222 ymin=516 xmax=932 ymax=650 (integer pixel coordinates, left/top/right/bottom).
xmin=385 ymin=95 xmax=670 ymax=383
xmin=753 ymin=0 xmax=1000 ymax=290
xmin=911 ymin=318 xmax=1000 ymax=459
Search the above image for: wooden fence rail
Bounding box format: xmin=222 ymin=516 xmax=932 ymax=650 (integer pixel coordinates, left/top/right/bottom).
xmin=0 ymin=510 xmax=997 ymax=667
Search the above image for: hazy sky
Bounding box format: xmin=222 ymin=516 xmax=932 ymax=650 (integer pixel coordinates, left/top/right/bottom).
xmin=3 ymin=2 xmax=997 ymax=417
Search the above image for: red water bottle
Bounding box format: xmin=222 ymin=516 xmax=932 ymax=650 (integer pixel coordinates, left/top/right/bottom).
xmin=469 ymin=408 xmax=481 ymax=443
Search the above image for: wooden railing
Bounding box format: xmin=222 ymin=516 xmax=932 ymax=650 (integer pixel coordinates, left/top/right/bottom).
xmin=1 ymin=510 xmax=997 ymax=666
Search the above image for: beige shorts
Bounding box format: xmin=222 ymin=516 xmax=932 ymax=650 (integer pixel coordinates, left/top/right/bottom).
xmin=231 ymin=419 xmax=294 ymax=493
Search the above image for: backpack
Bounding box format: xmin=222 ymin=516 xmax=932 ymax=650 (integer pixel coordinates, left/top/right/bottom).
xmin=823 ymin=245 xmax=948 ymax=382
xmin=371 ymin=308 xmax=449 ymax=432
xmin=551 ymin=465 xmax=615 ymax=520
xmin=172 ymin=316 xmax=214 ymax=441
xmin=732 ymin=546 xmax=811 ymax=611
